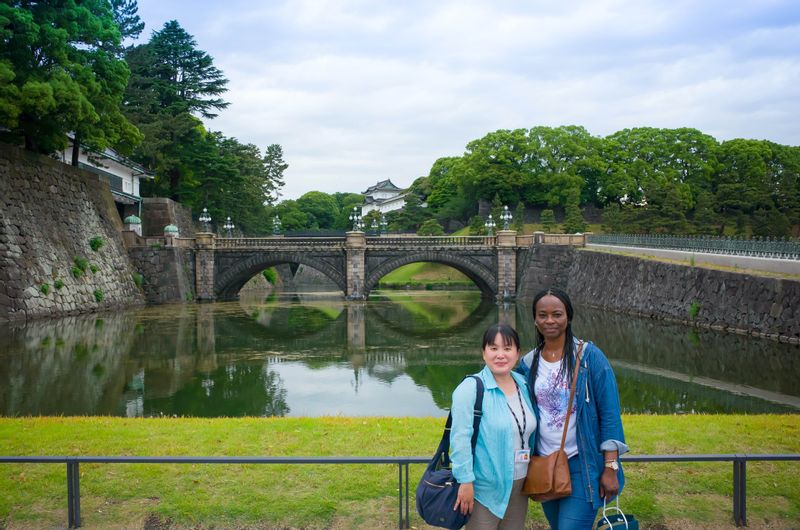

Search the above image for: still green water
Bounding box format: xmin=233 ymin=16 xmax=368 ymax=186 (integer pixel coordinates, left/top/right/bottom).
xmin=1 ymin=290 xmax=798 ymax=417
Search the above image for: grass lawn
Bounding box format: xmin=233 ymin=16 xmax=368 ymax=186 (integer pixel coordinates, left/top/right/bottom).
xmin=1 ymin=415 xmax=798 ymax=529
xmin=378 ymin=262 xmax=473 ymax=288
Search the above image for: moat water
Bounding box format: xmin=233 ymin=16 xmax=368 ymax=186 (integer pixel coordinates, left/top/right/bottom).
xmin=1 ymin=290 xmax=798 ymax=417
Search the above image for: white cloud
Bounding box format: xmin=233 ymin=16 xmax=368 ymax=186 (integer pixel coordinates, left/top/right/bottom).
xmin=137 ymin=0 xmax=800 ymax=199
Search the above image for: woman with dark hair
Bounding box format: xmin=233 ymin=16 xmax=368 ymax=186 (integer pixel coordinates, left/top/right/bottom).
xmin=516 ymin=287 xmax=628 ymax=529
xmin=450 ymin=323 xmax=537 ymax=529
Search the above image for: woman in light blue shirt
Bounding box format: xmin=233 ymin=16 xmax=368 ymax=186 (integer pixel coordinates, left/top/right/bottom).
xmin=450 ymin=323 xmax=537 ymax=529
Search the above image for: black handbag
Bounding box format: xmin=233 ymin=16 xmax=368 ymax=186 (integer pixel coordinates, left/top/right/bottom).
xmin=416 ymin=376 xmax=484 ymax=530
xmin=594 ymin=497 xmax=639 ymax=530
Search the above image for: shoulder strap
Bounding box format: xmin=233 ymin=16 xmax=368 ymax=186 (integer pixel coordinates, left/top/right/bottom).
xmin=468 ymin=375 xmax=484 ymax=452
xmin=436 ymin=375 xmax=484 ymax=469
xmin=558 ymin=341 xmax=584 ymax=451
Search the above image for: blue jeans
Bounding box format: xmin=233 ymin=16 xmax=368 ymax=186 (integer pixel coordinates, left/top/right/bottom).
xmin=541 ymin=456 xmax=598 ymax=530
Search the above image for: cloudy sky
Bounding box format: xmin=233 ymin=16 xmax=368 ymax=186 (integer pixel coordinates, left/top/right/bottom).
xmin=134 ymin=0 xmax=800 ymax=200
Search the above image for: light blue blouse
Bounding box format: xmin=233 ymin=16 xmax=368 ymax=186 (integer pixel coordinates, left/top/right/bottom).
xmin=449 ymin=365 xmax=536 ymax=519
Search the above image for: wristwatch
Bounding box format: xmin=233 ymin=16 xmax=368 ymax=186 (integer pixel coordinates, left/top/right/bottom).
xmin=604 ymin=460 xmax=619 ymax=471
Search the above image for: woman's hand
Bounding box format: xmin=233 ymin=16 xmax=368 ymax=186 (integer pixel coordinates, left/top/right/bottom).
xmin=599 ymin=467 xmax=619 ymax=500
xmin=454 ymin=482 xmax=474 ymax=515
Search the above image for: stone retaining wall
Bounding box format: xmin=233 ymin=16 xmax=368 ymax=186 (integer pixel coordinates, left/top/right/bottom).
xmin=141 ymin=198 xmax=195 ymax=237
xmin=518 ymin=246 xmax=800 ymax=342
xmin=0 ymin=144 xmax=144 ymax=320
xmin=127 ymin=247 xmax=195 ymax=304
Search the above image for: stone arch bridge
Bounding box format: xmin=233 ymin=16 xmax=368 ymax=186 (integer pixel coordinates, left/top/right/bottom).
xmin=191 ymin=231 xmax=586 ymax=301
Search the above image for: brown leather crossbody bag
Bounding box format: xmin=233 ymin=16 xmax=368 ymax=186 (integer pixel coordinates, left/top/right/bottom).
xmin=522 ymin=341 xmax=584 ymax=501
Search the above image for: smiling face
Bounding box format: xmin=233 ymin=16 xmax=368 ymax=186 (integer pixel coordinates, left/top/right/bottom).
xmin=534 ymin=294 xmax=569 ymax=341
xmin=482 ymin=332 xmax=521 ymax=378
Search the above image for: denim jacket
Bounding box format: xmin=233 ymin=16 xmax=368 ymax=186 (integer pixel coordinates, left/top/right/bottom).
xmin=516 ymin=339 xmax=629 ymax=509
xmin=450 ymin=365 xmax=536 ymax=519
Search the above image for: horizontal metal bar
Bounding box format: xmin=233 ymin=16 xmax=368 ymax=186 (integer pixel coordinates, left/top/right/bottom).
xmin=2 ymin=454 xmax=798 ymax=464
xmin=0 ymin=455 xmax=430 ymax=464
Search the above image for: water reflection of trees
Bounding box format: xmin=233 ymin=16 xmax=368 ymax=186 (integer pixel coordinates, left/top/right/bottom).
xmin=2 ymin=295 xmax=798 ymax=417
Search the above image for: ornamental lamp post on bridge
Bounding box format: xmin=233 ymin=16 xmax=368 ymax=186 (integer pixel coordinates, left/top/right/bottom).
xmin=370 ymin=217 xmax=379 ymax=235
xmin=223 ymin=216 xmax=235 ymax=238
xmin=272 ymin=215 xmax=282 ymax=236
xmin=349 ymin=207 xmax=363 ymax=232
xmin=500 ymin=205 xmax=512 ymax=230
xmin=199 ymin=207 xmax=212 ymax=233
xmin=485 ymin=214 xmax=496 ymax=236
xmin=380 ymin=214 xmax=388 ymax=235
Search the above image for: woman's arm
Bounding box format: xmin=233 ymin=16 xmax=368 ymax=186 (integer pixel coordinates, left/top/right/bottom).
xmin=450 ymin=378 xmax=478 ymax=514
xmin=449 ymin=377 xmax=478 ymax=484
xmin=590 ymin=346 xmax=629 ymax=456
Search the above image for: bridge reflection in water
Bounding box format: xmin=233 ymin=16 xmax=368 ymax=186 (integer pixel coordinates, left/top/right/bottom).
xmin=0 ymin=291 xmax=797 ymax=417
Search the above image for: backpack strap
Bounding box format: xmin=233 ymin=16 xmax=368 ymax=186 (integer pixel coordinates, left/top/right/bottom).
xmin=436 ymin=375 xmax=485 ymax=470
xmin=468 ymin=375 xmax=484 ymax=452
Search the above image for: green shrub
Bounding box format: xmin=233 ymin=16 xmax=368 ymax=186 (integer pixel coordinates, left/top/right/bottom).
xmin=93 ymin=289 xmax=104 ymax=303
xmin=89 ymin=236 xmax=105 ymax=252
xmin=688 ymin=301 xmax=701 ymax=319
xmin=540 ymin=209 xmax=557 ymax=233
xmin=262 ymin=268 xmax=277 ymax=285
xmin=40 ymin=283 xmax=50 ymax=295
xmin=54 ymin=279 xmax=64 ymax=290
xmin=90 ymin=264 xmax=99 ymax=274
xmin=73 ymin=256 xmax=89 ymax=272
xmin=132 ymin=272 xmax=144 ymax=288
xmin=71 ymin=266 xmax=83 ymax=279
xmin=417 ymin=219 xmax=445 ymax=236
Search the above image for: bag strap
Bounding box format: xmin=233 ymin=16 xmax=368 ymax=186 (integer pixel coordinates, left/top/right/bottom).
xmin=437 ymin=375 xmax=485 ymax=467
xmin=558 ymin=341 xmax=584 ymax=452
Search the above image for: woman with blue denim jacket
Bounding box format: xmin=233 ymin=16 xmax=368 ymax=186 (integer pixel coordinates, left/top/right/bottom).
xmin=516 ymin=287 xmax=628 ymax=530
xmin=450 ymin=323 xmax=537 ymax=529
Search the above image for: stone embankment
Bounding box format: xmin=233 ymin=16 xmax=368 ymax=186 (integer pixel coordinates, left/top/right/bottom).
xmin=0 ymin=144 xmax=144 ymax=320
xmin=518 ymin=246 xmax=800 ymax=342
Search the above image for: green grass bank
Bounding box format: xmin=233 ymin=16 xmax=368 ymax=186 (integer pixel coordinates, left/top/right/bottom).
xmin=1 ymin=415 xmax=798 ymax=529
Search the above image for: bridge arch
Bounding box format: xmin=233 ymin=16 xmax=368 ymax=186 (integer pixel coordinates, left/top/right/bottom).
xmin=215 ymin=251 xmax=347 ymax=300
xmin=364 ymin=251 xmax=497 ymax=298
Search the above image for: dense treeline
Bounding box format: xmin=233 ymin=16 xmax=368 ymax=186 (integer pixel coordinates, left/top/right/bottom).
xmin=0 ymin=1 xmax=285 ymax=235
xmin=412 ymin=126 xmax=800 ymax=237
xmin=266 ymin=126 xmax=800 ymax=237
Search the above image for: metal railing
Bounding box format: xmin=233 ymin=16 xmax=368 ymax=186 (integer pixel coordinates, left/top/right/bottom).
xmin=588 ymin=233 xmax=800 ymax=260
xmin=366 ymin=236 xmax=496 ymax=247
xmin=215 ymin=237 xmax=346 ymax=249
xmin=1 ymin=453 xmax=797 ymax=528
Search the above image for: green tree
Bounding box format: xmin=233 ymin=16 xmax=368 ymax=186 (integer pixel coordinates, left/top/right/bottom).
xmin=526 ymin=125 xmax=601 ymax=207
xmin=601 ymin=204 xmax=625 ymax=233
xmin=692 ymin=191 xmax=720 ymax=235
xmin=751 ymin=208 xmax=790 ymax=237
xmin=0 ymin=1 xmax=139 ymax=153
xmin=270 ymin=200 xmax=307 ymax=231
xmin=332 ymin=193 xmax=365 ymax=230
xmin=490 ymin=193 xmax=503 ymax=227
xmin=110 ymin=0 xmax=144 ymax=45
xmin=262 ymin=143 xmax=287 ymax=205
xmin=562 ymin=190 xmax=587 ymax=233
xmin=390 ymin=193 xmax=429 ymax=231
xmin=296 ymin=191 xmax=339 ymax=230
xmin=468 ymin=215 xmax=486 ymax=236
xmin=417 ymin=219 xmax=444 ymax=236
xmin=123 ymin=20 xmax=229 ymax=200
xmin=540 ymin=209 xmax=557 ymax=233
xmin=513 ymin=202 xmax=525 ymax=233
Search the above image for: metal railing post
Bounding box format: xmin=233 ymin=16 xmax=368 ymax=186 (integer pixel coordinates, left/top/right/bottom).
xmin=397 ymin=463 xmax=403 ymax=529
xmin=733 ymin=457 xmax=747 ymax=526
xmin=66 ymin=459 xmax=81 ymax=528
xmin=404 ymin=462 xmax=410 ymax=529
